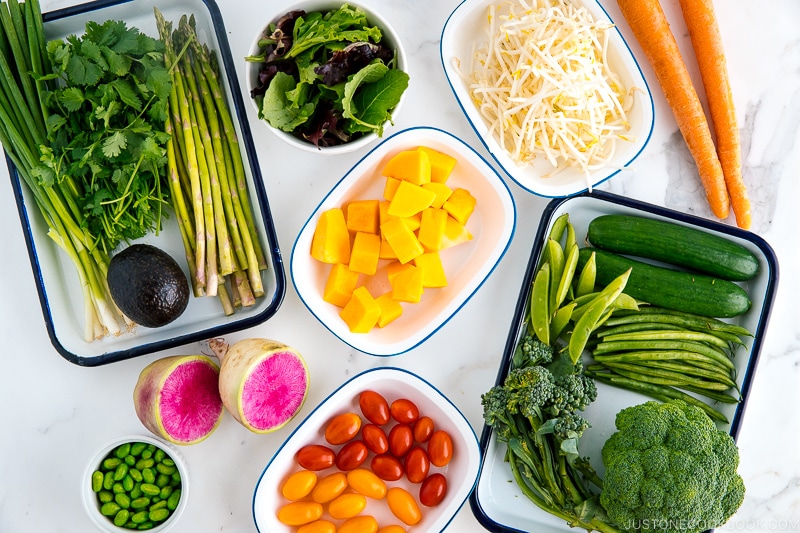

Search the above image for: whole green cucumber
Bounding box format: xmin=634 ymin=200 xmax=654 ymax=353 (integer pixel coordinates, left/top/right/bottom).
xmin=578 ymin=247 xmax=752 ymax=318
xmin=587 ymin=214 xmax=759 ymax=281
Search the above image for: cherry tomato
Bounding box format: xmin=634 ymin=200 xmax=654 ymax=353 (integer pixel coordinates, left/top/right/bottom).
xmin=419 ymin=473 xmax=448 ymax=507
xmin=359 ymin=390 xmax=390 ymax=425
xmin=388 ymin=424 xmax=413 ymax=457
xmin=277 ymin=501 xmax=323 ymax=526
xmin=386 ymin=486 xmax=422 ymax=526
xmin=370 ymin=454 xmax=404 ymax=481
xmin=310 ymin=472 xmax=348 ymax=503
xmin=281 ymin=470 xmax=318 ymax=501
xmin=428 ymin=430 xmax=454 ymax=467
xmin=325 ymin=412 xmax=362 ymax=445
xmin=335 ymin=440 xmax=368 ymax=471
xmin=413 ymin=416 xmax=435 ymax=443
xmin=327 ymin=492 xmax=367 ymax=520
xmin=404 ymin=446 xmax=431 ymax=483
xmin=338 ymin=515 xmax=379 ymax=533
xmin=297 ymin=520 xmax=336 ymax=533
xmin=346 ymin=468 xmax=387 ymax=499
xmin=361 ymin=423 xmax=389 ymax=454
xmin=295 ymin=444 xmax=335 ymax=471
xmin=390 ymin=398 xmax=420 ymax=424
xmin=377 ymin=526 xmax=407 ymax=533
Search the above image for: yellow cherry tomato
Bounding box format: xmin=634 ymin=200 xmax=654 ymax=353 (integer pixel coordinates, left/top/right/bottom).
xmin=378 ymin=526 xmax=406 ymax=533
xmin=386 ymin=487 xmax=422 ymax=526
xmin=327 ymin=492 xmax=368 ymax=520
xmin=276 ymin=501 xmax=323 ymax=526
xmin=297 ymin=519 xmax=337 ymax=533
xmin=338 ymin=515 xmax=379 ymax=533
xmin=346 ymin=468 xmax=387 ymax=499
xmin=310 ymin=471 xmax=348 ymax=503
xmin=281 ymin=470 xmax=318 ymax=501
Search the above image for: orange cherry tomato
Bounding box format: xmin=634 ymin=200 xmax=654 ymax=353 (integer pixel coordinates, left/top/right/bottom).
xmin=412 ymin=416 xmax=434 ymax=443
xmin=277 ymin=501 xmax=324 ymax=526
xmin=386 ymin=487 xmax=422 ymax=526
xmin=361 ymin=423 xmax=389 ymax=454
xmin=359 ymin=390 xmax=390 ymax=425
xmin=370 ymin=454 xmax=404 ymax=481
xmin=335 ymin=440 xmax=369 ymax=471
xmin=388 ymin=424 xmax=413 ymax=457
xmin=428 ymin=430 xmax=454 ymax=467
xmin=390 ymin=398 xmax=419 ymax=425
xmin=327 ymin=493 xmax=367 ymax=520
xmin=325 ymin=412 xmax=362 ymax=445
xmin=338 ymin=515 xmax=379 ymax=533
xmin=419 ymin=473 xmax=448 ymax=507
xmin=346 ymin=468 xmax=387 ymax=499
xmin=377 ymin=526 xmax=407 ymax=533
xmin=297 ymin=520 xmax=336 ymax=533
xmin=296 ymin=444 xmax=336 ymax=471
xmin=310 ymin=472 xmax=348 ymax=503
xmin=281 ymin=470 xmax=318 ymax=501
xmin=403 ymin=446 xmax=430 ymax=484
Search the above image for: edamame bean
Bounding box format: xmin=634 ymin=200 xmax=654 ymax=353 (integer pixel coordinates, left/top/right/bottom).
xmin=129 ymin=468 xmax=143 ymax=482
xmin=114 ymin=463 xmax=129 ymax=481
xmin=91 ymin=471 xmax=104 ymax=492
xmin=114 ymin=509 xmax=130 ymax=527
xmin=131 ymin=497 xmax=150 ymax=510
xmin=115 ymin=443 xmax=131 ymax=459
xmin=115 ymin=493 xmax=131 ymax=509
xmin=131 ymin=510 xmax=149 ymax=524
xmin=167 ymin=489 xmax=181 ymax=511
xmin=130 ymin=442 xmax=146 ymax=456
xmin=141 ymin=468 xmax=155 ymax=484
xmin=98 ymin=491 xmax=114 ymax=504
xmin=140 ymin=483 xmax=160 ymax=497
xmin=149 ymin=508 xmax=170 ymax=522
xmin=100 ymin=502 xmax=121 ymax=517
xmin=122 ymin=475 xmax=134 ymax=492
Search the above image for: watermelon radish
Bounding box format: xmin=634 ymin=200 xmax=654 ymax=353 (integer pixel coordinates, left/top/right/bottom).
xmin=133 ymin=355 xmax=224 ymax=445
xmin=210 ymin=338 xmax=309 ymax=434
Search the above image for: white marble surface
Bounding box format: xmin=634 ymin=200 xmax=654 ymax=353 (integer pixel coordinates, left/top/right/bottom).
xmin=0 ymin=0 xmax=798 ymax=532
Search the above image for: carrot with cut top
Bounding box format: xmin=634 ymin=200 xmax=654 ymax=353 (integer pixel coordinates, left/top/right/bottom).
xmin=616 ymin=0 xmax=729 ymax=220
xmin=677 ymin=0 xmax=751 ymax=229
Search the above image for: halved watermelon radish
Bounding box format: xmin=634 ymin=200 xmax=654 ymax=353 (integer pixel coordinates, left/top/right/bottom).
xmin=133 ymin=355 xmax=224 ymax=445
xmin=211 ymin=338 xmax=309 ymax=434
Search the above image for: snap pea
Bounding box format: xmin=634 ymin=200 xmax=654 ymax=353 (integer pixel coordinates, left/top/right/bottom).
xmin=546 ymin=239 xmax=565 ymax=313
xmin=554 ymin=243 xmax=579 ymax=311
xmin=547 ymin=212 xmax=570 ymax=244
xmin=574 ymin=250 xmax=596 ymax=297
xmin=550 ymin=302 xmax=576 ymax=342
xmin=530 ymin=262 xmax=551 ymax=345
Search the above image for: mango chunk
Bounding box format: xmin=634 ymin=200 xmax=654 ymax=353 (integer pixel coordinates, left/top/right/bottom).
xmin=441 ymin=216 xmax=473 ymax=249
xmin=414 ymin=252 xmax=448 ymax=288
xmin=381 ymin=218 xmax=424 ymax=264
xmin=383 ymin=177 xmax=401 ymax=201
xmin=349 ymin=231 xmax=381 ymax=275
xmin=323 ymin=263 xmax=360 ymax=307
xmin=443 ymin=187 xmax=476 ymax=225
xmin=375 ymin=293 xmax=403 ymax=328
xmin=417 ymin=207 xmax=449 ymax=252
xmin=391 ymin=265 xmax=424 ymax=303
xmin=339 ymin=286 xmax=381 ymax=333
xmin=422 ymin=182 xmax=453 ymax=209
xmin=379 ymin=237 xmax=397 ymax=260
xmin=346 ymin=199 xmax=380 ymax=234
xmin=382 ymin=149 xmax=431 ymax=185
xmin=311 ymin=208 xmax=351 ymax=264
xmin=417 ymin=146 xmax=457 ymax=183
xmin=387 ymin=180 xmax=437 ymax=218
xmin=386 ymin=261 xmax=415 ymax=284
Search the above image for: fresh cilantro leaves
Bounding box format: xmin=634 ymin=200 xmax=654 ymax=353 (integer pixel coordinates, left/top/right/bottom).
xmin=246 ymin=4 xmax=409 ymax=148
xmin=41 ymin=19 xmax=172 ymax=255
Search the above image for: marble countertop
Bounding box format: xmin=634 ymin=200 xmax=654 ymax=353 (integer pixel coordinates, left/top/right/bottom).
xmin=1 ymin=0 xmax=798 ymax=532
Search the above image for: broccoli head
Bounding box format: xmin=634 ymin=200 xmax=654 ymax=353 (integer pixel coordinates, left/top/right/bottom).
xmin=513 ymin=334 xmax=554 ymax=367
xmin=600 ymin=400 xmax=745 ymax=533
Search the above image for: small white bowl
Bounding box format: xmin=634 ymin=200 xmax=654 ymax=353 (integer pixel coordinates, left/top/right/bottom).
xmin=252 ymin=367 xmax=482 ymax=532
xmin=440 ymin=0 xmax=655 ymax=197
xmin=246 ymin=1 xmax=409 ymax=155
xmin=290 ymin=126 xmax=516 ymax=356
xmin=82 ymin=435 xmax=189 ymax=533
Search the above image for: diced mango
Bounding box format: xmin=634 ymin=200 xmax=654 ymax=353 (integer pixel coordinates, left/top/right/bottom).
xmin=441 ymin=216 xmax=473 ymax=249
xmin=401 ymin=212 xmax=421 ymax=232
xmin=391 ymin=265 xmax=424 ymax=303
xmin=346 ymin=199 xmax=380 ymax=234
xmin=339 ymin=286 xmax=381 ymax=333
xmin=414 ymin=252 xmax=448 ymax=288
xmin=387 ymin=180 xmax=437 ymax=218
xmin=311 ymin=208 xmax=351 ymax=264
xmin=375 ymin=293 xmax=403 ymax=328
xmin=417 ymin=208 xmax=449 ymax=251
xmin=381 ymin=218 xmax=424 ymax=264
xmin=323 ymin=263 xmax=361 ymax=307
xmin=349 ymin=232 xmax=381 ymax=275
xmin=443 ymin=187 xmax=476 ymax=225
xmin=421 ymin=182 xmax=453 ymax=209
xmin=417 ymin=146 xmax=457 ymax=183
xmin=382 ymin=149 xmax=431 ymax=185
xmin=383 ymin=177 xmax=401 ymax=201
xmin=379 ymin=237 xmax=397 ymax=260
xmin=386 ymin=261 xmax=415 ymax=284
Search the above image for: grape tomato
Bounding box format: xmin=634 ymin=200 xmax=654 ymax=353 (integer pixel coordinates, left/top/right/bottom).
xmin=386 ymin=487 xmax=422 ymax=526
xmin=388 ymin=424 xmax=413 ymax=457
xmin=295 ymin=444 xmax=335 ymax=471
xmin=419 ymin=473 xmax=448 ymax=507
xmin=338 ymin=515 xmax=379 ymax=533
xmin=346 ymin=468 xmax=387 ymax=499
xmin=403 ymin=447 xmax=430 ymax=484
xmin=310 ymin=472 xmax=347 ymax=503
xmin=390 ymin=398 xmax=420 ymax=424
xmin=335 ymin=440 xmax=369 ymax=471
xmin=428 ymin=430 xmax=454 ymax=467
xmin=327 ymin=492 xmax=367 ymax=520
xmin=413 ymin=416 xmax=434 ymax=443
xmin=281 ymin=470 xmax=318 ymax=501
xmin=297 ymin=520 xmax=336 ymax=533
xmin=324 ymin=412 xmax=362 ymax=445
xmin=370 ymin=454 xmax=404 ymax=481
xmin=277 ymin=501 xmax=323 ymax=526
xmin=361 ymin=423 xmax=389 ymax=454
xmin=359 ymin=390 xmax=390 ymax=425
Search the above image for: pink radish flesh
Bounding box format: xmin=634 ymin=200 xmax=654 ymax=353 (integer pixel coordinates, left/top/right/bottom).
xmin=159 ymin=360 xmax=223 ymax=442
xmin=242 ymin=351 xmax=308 ymax=431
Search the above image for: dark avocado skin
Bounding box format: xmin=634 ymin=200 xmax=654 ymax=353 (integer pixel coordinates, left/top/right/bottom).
xmin=107 ymin=244 xmax=190 ymax=328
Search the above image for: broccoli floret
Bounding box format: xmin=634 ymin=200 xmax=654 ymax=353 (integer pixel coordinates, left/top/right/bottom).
xmin=481 ymin=386 xmax=513 ymax=441
xmin=504 ymin=365 xmax=555 ymax=415
xmin=548 ymin=374 xmax=598 ymax=416
xmin=551 ymin=412 xmax=591 ymax=441
xmin=513 ymin=335 xmax=554 ymax=367
xmin=600 ymin=400 xmax=745 ymax=533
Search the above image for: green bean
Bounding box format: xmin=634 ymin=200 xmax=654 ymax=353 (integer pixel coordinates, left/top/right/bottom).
xmin=597 ymin=322 xmax=685 ymax=337
xmin=600 ymin=361 xmax=732 ymax=391
xmin=600 ymin=329 xmax=731 ymax=350
xmin=629 ymin=359 xmax=736 ymax=388
xmin=592 ymin=339 xmax=735 ymax=370
xmin=605 ymin=307 xmax=753 ymax=337
xmin=592 ymin=349 xmax=731 ymax=372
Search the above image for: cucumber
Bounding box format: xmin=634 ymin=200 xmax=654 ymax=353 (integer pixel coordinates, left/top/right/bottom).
xmin=586 ymin=214 xmax=759 ymax=281
xmin=578 ymin=248 xmax=752 ymax=318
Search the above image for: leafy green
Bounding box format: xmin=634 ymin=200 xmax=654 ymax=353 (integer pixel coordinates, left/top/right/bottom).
xmin=343 ymin=64 xmax=408 ymax=135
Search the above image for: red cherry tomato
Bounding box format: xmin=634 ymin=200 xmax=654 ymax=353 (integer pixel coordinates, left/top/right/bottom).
xmin=359 ymin=390 xmax=390 ymax=426
xmin=296 ymin=444 xmax=336 ymax=471
xmin=325 ymin=412 xmax=362 ymax=445
xmin=361 ymin=423 xmax=389 ymax=455
xmin=370 ymin=454 xmax=404 ymax=481
xmin=388 ymin=424 xmax=413 ymax=458
xmin=427 ymin=430 xmax=454 ymax=467
xmin=419 ymin=473 xmax=448 ymax=507
xmin=412 ymin=416 xmax=434 ymax=443
xmin=403 ymin=446 xmax=430 ymax=484
xmin=335 ymin=440 xmax=369 ymax=471
xmin=390 ymin=398 xmax=419 ymax=425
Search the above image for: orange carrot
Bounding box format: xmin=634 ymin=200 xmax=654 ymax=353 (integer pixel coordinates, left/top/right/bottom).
xmin=677 ymin=0 xmax=751 ymax=229
xmin=616 ymin=0 xmax=729 ymax=220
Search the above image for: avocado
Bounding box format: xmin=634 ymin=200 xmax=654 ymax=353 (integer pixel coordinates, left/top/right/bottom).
xmin=107 ymin=244 xmax=190 ymax=328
